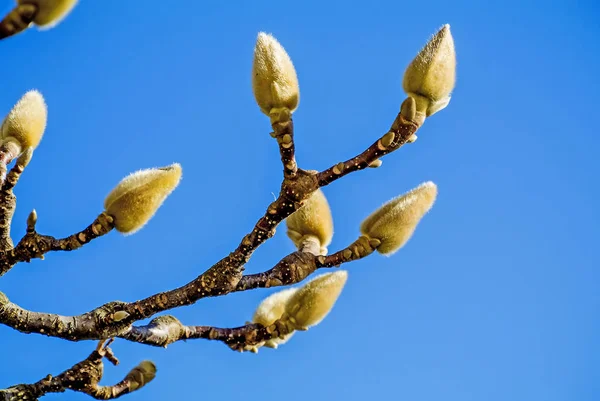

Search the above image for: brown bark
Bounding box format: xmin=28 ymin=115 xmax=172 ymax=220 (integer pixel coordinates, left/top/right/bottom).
xmin=0 ymin=340 xmax=155 ymax=400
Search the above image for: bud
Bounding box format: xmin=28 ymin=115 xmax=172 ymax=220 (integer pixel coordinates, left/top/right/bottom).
xmin=18 ymin=0 xmax=79 ymax=28
xmin=124 ymin=360 xmax=157 ymax=392
xmin=252 ymin=32 xmax=300 ymax=117
xmin=285 ymin=271 xmax=348 ymax=330
xmin=403 ymin=24 xmax=456 ymax=117
xmin=253 ymin=287 xmax=298 ymax=326
xmin=286 ymin=189 xmax=334 ymax=254
xmin=252 ymin=287 xmax=298 ymax=349
xmin=112 ymin=311 xmax=130 ymax=322
xmin=1 ymin=90 xmax=47 ymax=153
xmin=361 ymin=182 xmax=437 ymax=255
xmin=104 ymin=164 xmax=182 ymax=235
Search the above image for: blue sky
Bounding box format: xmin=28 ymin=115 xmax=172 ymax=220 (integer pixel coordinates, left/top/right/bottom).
xmin=0 ymin=1 xmax=598 ymax=400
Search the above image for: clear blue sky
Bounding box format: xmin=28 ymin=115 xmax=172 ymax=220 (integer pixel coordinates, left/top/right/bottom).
xmin=0 ymin=1 xmax=598 ymax=400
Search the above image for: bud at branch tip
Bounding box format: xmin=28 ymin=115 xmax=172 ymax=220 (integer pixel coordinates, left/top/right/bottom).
xmin=252 ymin=32 xmax=300 ymax=119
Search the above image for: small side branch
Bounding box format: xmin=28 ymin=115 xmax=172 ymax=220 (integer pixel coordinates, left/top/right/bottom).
xmin=0 ymin=340 xmax=156 ymax=400
xmin=0 ymin=110 xmax=420 ymax=340
xmin=236 ymin=236 xmax=378 ymax=292
xmin=0 ymin=212 xmax=114 ymax=277
xmin=0 ymin=149 xmax=33 ymax=252
xmin=317 ymin=111 xmax=419 ymax=187
xmin=270 ymin=113 xmax=298 ymax=178
xmin=120 ymin=315 xmax=292 ymax=352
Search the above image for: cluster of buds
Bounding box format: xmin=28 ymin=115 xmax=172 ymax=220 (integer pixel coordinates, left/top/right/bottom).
xmin=0 ymin=22 xmax=456 ymax=385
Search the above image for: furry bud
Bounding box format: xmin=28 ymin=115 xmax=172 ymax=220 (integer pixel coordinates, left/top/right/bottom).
xmin=18 ymin=0 xmax=78 ymax=28
xmin=361 ymin=182 xmax=437 ymax=255
xmin=285 ymin=271 xmax=348 ymax=330
xmin=124 ymin=361 xmax=157 ymax=392
xmin=1 ymin=90 xmax=47 ymax=153
xmin=252 ymin=32 xmax=300 ymax=117
xmin=253 ymin=287 xmax=298 ymax=349
xmin=253 ymin=288 xmax=298 ymax=327
xmin=403 ymin=24 xmax=456 ymax=117
xmin=286 ymin=189 xmax=334 ymax=254
xmin=105 ymin=164 xmax=182 ymax=235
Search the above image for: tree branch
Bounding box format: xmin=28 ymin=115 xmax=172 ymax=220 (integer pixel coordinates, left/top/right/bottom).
xmin=119 ymin=315 xmax=292 ymax=352
xmin=0 ymin=340 xmax=155 ymax=400
xmin=0 ymin=212 xmax=114 ymax=277
xmin=270 ymin=113 xmax=298 ymax=179
xmin=0 ymin=4 xmax=37 ymax=41
xmin=317 ymin=110 xmax=418 ymax=187
xmin=235 ymin=236 xmax=378 ymax=291
xmin=0 ymin=111 xmax=419 ymax=341
xmin=0 ymin=149 xmax=33 ymax=252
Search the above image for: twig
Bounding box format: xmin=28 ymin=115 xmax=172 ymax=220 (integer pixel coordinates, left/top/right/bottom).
xmin=0 ymin=340 xmax=155 ymax=400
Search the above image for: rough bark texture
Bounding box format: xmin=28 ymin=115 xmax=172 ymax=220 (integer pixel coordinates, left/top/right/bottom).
xmin=0 ymin=340 xmax=155 ymax=400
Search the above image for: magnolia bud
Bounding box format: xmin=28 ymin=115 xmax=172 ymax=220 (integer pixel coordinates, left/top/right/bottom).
xmin=403 ymin=24 xmax=456 ymax=117
xmin=285 ymin=271 xmax=348 ymax=330
xmin=1 ymin=90 xmax=47 ymax=153
xmin=253 ymin=287 xmax=298 ymax=326
xmin=253 ymin=287 xmax=298 ymax=349
xmin=18 ymin=0 xmax=78 ymax=28
xmin=104 ymin=164 xmax=182 ymax=235
xmin=124 ymin=360 xmax=157 ymax=392
xmin=286 ymin=189 xmax=334 ymax=254
xmin=252 ymin=32 xmax=300 ymax=117
xmin=361 ymin=182 xmax=437 ymax=255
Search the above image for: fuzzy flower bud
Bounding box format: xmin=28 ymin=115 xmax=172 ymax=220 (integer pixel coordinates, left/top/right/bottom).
xmin=403 ymin=24 xmax=456 ymax=117
xmin=360 ymin=182 xmax=437 ymax=255
xmin=104 ymin=164 xmax=182 ymax=235
xmin=1 ymin=90 xmax=47 ymax=153
xmin=252 ymin=287 xmax=298 ymax=349
xmin=18 ymin=0 xmax=78 ymax=28
xmin=252 ymin=32 xmax=300 ymax=118
xmin=286 ymin=189 xmax=334 ymax=255
xmin=124 ymin=360 xmax=157 ymax=392
xmin=285 ymin=271 xmax=348 ymax=330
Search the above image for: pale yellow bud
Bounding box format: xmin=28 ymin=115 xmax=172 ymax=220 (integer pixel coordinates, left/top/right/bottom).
xmin=253 ymin=287 xmax=298 ymax=349
xmin=361 ymin=182 xmax=437 ymax=255
xmin=285 ymin=271 xmax=348 ymax=330
xmin=403 ymin=24 xmax=456 ymax=117
xmin=286 ymin=189 xmax=334 ymax=254
xmin=252 ymin=32 xmax=300 ymax=116
xmin=253 ymin=287 xmax=298 ymax=326
xmin=1 ymin=90 xmax=47 ymax=152
xmin=18 ymin=0 xmax=78 ymax=28
xmin=125 ymin=360 xmax=157 ymax=392
xmin=104 ymin=164 xmax=182 ymax=235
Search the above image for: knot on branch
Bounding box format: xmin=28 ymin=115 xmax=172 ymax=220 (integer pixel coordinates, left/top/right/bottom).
xmin=264 ymin=252 xmax=317 ymax=288
xmin=86 ymin=302 xmax=133 ymax=339
xmin=144 ymin=315 xmax=187 ymax=347
xmin=280 ymin=169 xmax=318 ymax=204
